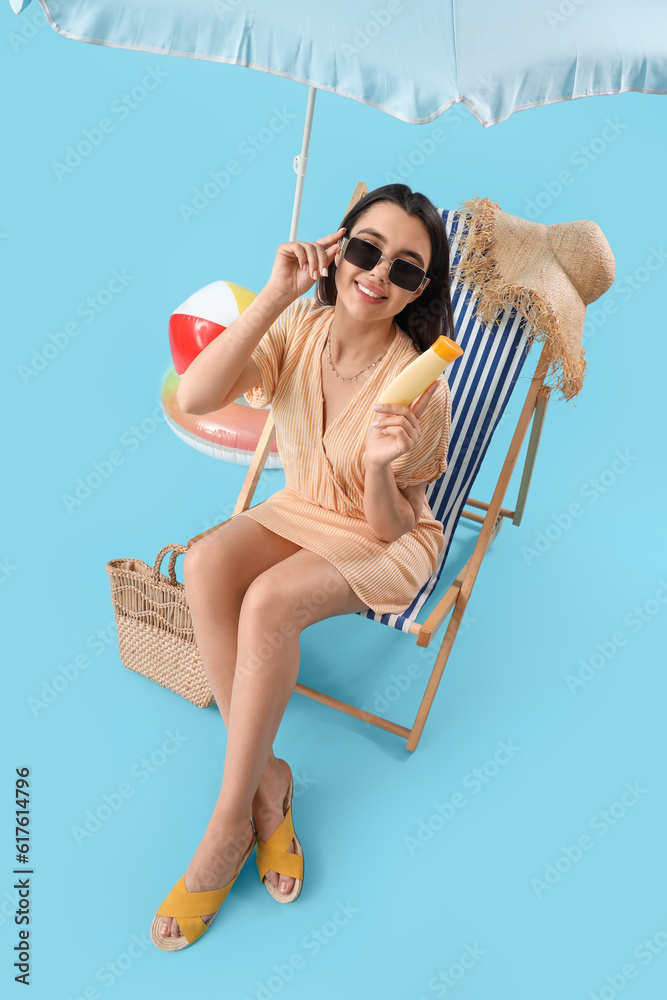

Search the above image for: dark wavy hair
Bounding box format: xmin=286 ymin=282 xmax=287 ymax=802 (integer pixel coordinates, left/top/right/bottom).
xmin=313 ymin=183 xmax=455 ymax=353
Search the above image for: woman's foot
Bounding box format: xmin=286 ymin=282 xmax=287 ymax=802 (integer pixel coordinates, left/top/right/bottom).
xmin=251 ymin=757 xmax=298 ymax=895
xmin=157 ymin=816 xmax=255 ymax=939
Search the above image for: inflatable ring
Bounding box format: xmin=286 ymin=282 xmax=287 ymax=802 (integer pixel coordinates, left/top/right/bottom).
xmin=161 ymin=280 xmax=282 ymax=468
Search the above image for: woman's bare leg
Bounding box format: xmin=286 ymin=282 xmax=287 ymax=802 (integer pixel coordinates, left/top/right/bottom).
xmin=217 ymin=544 xmax=370 ymax=833
xmin=157 ymin=516 xmax=303 ymax=938
xmin=156 ymin=527 xmax=369 ymax=938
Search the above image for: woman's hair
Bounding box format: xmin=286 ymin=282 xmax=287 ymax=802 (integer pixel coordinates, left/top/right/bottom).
xmin=314 ymin=183 xmax=455 ymax=352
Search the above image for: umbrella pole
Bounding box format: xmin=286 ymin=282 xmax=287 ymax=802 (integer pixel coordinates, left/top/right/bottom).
xmin=290 ymin=86 xmax=317 ymax=241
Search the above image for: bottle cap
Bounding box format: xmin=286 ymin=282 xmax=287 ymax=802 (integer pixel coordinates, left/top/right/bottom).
xmin=430 ymin=335 xmax=464 ymax=363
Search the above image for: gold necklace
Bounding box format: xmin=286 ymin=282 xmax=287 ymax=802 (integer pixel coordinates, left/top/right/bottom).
xmin=326 ymin=322 xmax=393 ymax=383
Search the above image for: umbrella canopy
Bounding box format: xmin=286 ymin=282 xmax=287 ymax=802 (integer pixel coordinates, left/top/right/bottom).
xmin=9 ymin=0 xmax=667 ymax=126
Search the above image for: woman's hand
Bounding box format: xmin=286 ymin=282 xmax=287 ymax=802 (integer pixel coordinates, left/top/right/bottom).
xmin=364 ymin=380 xmax=440 ymax=470
xmin=264 ymin=226 xmax=346 ymax=302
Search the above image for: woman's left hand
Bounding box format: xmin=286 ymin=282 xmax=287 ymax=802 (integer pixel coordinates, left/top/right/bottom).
xmin=364 ymin=379 xmax=440 ymax=470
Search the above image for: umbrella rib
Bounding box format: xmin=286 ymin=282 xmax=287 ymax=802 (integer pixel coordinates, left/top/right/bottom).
xmin=450 ymin=0 xmax=461 ymax=99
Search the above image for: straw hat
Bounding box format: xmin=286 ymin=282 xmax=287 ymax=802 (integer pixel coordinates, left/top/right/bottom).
xmin=452 ymin=197 xmax=616 ymax=403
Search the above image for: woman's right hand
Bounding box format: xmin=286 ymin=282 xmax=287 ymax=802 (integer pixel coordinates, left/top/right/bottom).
xmin=265 ymin=226 xmax=346 ymax=301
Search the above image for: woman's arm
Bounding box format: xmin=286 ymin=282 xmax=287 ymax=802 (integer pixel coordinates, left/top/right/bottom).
xmin=363 ymin=462 xmax=424 ymax=543
xmin=177 ymin=228 xmax=344 ymax=415
xmin=176 ymin=285 xmax=294 ymax=415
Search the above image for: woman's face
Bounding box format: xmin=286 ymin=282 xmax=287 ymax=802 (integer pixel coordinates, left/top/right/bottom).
xmin=333 ymin=200 xmax=432 ymax=324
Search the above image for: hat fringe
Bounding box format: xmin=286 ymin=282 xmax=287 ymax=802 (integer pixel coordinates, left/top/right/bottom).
xmin=453 ymin=196 xmax=586 ymax=403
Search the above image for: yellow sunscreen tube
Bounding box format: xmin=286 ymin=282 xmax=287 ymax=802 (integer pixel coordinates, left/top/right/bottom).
xmin=378 ymin=335 xmax=464 ymax=406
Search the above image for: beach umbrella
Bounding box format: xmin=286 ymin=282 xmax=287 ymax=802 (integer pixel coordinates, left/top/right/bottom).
xmin=8 ymin=0 xmax=667 ymax=239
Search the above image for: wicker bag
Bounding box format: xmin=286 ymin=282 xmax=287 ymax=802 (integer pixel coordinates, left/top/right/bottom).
xmin=105 ymin=544 xmax=215 ymax=708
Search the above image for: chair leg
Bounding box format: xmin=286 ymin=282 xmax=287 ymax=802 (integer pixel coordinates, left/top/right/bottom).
xmin=406 ymin=596 xmax=468 ymax=752
xmin=512 ymin=385 xmax=551 ymax=527
xmin=405 ymin=525 xmax=496 ymax=751
xmin=406 ymin=346 xmax=553 ymax=749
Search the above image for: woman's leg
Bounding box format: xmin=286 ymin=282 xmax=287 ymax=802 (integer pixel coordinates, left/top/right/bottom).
xmin=186 ymin=517 xmax=312 ymax=894
xmin=157 ymin=537 xmax=368 ymax=937
xmin=157 ymin=515 xmax=303 ymax=938
xmin=213 ymin=547 xmax=368 ymax=896
xmin=182 ymin=514 xmax=303 ymax=731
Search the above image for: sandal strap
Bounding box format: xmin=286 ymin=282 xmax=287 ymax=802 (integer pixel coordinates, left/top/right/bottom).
xmin=156 ymin=873 xmax=239 ymax=944
xmin=155 ymin=829 xmax=256 ymax=945
xmin=255 ymin=805 xmax=304 ymax=882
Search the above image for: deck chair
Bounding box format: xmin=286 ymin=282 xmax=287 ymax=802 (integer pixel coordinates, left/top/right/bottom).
xmin=187 ymin=181 xmax=553 ymax=752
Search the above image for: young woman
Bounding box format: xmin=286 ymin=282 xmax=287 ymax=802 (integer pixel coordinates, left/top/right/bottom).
xmin=151 ymin=184 xmax=456 ymax=950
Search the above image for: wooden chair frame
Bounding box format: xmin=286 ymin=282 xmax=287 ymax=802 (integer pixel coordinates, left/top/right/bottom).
xmin=187 ymin=182 xmax=552 ymax=752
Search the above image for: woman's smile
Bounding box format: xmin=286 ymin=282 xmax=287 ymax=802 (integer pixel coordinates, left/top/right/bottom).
xmin=354 ymin=279 xmax=388 ymax=303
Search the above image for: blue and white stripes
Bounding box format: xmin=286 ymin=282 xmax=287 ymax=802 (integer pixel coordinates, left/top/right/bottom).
xmin=358 ymin=208 xmax=533 ymax=632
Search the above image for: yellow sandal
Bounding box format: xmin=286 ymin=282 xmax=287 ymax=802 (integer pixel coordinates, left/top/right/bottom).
xmin=150 ymin=823 xmax=256 ymax=951
xmin=255 ymin=768 xmax=304 ymax=903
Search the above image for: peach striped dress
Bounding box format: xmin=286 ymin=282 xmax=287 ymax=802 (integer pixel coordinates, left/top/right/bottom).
xmin=236 ymin=295 xmax=452 ymax=616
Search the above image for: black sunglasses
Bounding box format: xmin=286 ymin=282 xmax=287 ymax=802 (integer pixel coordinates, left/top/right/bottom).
xmin=339 ymin=235 xmax=429 ymax=293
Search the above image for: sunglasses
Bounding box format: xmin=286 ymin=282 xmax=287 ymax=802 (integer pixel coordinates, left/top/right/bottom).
xmin=339 ymin=235 xmax=429 ymax=293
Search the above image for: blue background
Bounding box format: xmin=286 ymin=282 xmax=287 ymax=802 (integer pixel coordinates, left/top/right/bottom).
xmin=2 ymin=6 xmax=666 ymax=999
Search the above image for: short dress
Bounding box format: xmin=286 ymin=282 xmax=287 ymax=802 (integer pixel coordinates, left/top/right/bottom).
xmin=235 ymin=295 xmax=452 ymax=616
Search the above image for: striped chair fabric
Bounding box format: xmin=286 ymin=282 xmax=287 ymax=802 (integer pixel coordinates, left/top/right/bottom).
xmin=356 ymin=207 xmax=534 ymax=633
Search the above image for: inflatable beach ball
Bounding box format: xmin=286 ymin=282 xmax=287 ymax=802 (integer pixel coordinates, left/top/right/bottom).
xmin=161 ymin=280 xmax=282 ymax=468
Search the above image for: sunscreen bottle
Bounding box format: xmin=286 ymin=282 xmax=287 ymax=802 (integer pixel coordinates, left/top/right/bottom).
xmin=378 ymin=335 xmax=464 ymax=406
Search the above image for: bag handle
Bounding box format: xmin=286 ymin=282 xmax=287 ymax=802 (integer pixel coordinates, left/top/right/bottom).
xmin=153 ymin=544 xmax=188 ymax=584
